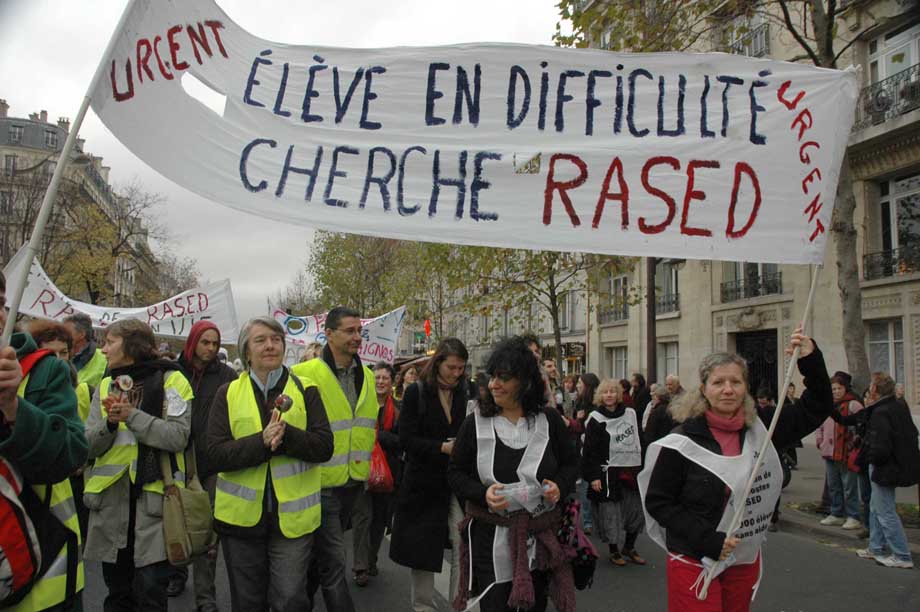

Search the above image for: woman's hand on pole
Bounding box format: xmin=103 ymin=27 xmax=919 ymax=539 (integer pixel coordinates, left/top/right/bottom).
xmin=786 ymin=325 xmax=814 ymax=359
xmin=719 ymin=535 xmax=740 ymax=560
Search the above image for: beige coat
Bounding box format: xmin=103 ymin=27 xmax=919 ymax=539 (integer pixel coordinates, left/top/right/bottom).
xmin=83 ymin=381 xmax=191 ymax=567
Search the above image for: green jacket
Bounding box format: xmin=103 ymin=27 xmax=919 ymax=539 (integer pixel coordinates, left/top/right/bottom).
xmin=0 ymin=332 xmax=88 ymax=484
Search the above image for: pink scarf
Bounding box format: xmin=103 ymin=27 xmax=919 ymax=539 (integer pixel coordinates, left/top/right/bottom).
xmin=705 ymin=409 xmax=744 ymax=457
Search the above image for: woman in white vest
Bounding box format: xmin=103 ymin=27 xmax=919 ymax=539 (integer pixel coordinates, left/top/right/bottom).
xmin=83 ymin=319 xmax=194 ymax=611
xmin=448 ymin=336 xmax=578 ymax=612
xmin=639 ymin=328 xmax=832 ymax=612
xmin=582 ymin=378 xmax=645 ymax=567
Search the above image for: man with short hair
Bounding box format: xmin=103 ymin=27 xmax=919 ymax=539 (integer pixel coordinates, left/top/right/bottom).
xmin=0 ymin=271 xmax=88 ymax=611
xmin=173 ymin=321 xmax=238 ymax=608
xmin=664 ymin=374 xmax=684 ymax=399
xmin=64 ymin=313 xmax=107 ymax=387
xmin=855 ymin=372 xmax=919 ymax=569
xmin=293 ymin=307 xmax=379 ymax=612
xmin=522 ymin=333 xmax=555 ymax=411
xmin=630 ymin=372 xmax=651 ymax=427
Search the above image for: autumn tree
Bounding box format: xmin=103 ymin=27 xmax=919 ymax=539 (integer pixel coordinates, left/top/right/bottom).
xmin=556 ymin=0 xmax=873 ymax=389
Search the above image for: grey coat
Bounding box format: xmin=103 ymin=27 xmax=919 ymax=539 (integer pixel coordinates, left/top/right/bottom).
xmin=82 ymin=374 xmax=191 ymax=568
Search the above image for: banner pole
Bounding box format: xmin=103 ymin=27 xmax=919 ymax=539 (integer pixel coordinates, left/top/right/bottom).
xmin=1 ymin=0 xmax=138 ymax=347
xmin=697 ymin=263 xmax=822 ymax=600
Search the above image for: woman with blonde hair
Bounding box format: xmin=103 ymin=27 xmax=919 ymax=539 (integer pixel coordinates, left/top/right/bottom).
xmin=582 ymin=378 xmax=645 ymax=566
xmin=639 ymin=328 xmax=832 ymax=612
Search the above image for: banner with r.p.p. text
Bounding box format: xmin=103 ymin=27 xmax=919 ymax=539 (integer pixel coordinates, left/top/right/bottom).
xmin=90 ymin=0 xmax=858 ymax=264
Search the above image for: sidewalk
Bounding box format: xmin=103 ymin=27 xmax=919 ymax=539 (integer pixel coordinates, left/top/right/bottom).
xmin=777 ymin=435 xmax=920 ymax=556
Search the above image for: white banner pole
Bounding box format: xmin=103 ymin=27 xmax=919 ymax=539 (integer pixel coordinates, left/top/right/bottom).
xmin=1 ymin=0 xmax=139 ymax=346
xmin=697 ymin=263 xmax=822 ymax=600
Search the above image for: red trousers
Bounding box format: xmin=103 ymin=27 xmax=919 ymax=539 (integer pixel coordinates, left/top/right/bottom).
xmin=666 ymin=553 xmax=761 ymax=612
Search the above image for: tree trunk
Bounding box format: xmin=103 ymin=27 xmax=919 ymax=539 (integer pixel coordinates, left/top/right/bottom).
xmin=831 ymin=153 xmax=871 ymax=392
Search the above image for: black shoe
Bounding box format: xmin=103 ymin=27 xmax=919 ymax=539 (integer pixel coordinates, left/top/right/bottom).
xmin=166 ymin=575 xmax=186 ymax=597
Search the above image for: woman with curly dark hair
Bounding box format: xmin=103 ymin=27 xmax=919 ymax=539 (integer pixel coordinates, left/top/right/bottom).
xmin=448 ymin=336 xmax=578 ymax=612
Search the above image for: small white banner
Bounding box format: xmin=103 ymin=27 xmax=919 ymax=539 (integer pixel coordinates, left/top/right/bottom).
xmin=270 ymin=304 xmax=406 ymax=366
xmin=89 ymin=0 xmax=858 ymax=265
xmin=3 ymin=246 xmax=240 ymax=339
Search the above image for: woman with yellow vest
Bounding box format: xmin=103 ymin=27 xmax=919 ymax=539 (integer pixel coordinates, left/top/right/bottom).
xmin=207 ymin=316 xmax=333 ymax=612
xmin=83 ymin=319 xmax=194 ymax=611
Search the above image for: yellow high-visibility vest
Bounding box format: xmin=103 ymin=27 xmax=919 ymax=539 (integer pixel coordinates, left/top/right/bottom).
xmin=76 ymin=348 xmax=107 ymax=388
xmin=84 ymin=372 xmax=193 ymax=497
xmin=291 ymin=358 xmax=378 ymax=488
xmin=75 ymin=382 xmax=92 ymax=423
xmin=12 ymin=373 xmax=85 ymax=611
xmin=214 ymin=373 xmax=322 ymax=538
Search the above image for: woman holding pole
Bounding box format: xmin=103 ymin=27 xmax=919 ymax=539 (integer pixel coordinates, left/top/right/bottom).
xmin=639 ymin=327 xmax=832 ymax=612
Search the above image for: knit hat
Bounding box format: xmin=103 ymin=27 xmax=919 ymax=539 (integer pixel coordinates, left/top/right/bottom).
xmin=182 ymin=320 xmax=221 ymax=365
xmin=831 ymin=370 xmax=852 ymax=389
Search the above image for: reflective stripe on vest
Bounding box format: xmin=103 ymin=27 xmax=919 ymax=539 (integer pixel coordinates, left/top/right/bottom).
xmin=291 ymin=358 xmax=378 ymax=488
xmin=77 ymin=348 xmax=107 ymax=388
xmin=214 ymin=373 xmax=322 ymax=538
xmin=84 ymin=373 xmax=190 ymax=496
xmin=12 ymin=370 xmax=85 ymax=611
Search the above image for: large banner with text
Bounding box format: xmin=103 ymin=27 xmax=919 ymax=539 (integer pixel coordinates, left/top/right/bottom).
xmin=269 ymin=304 xmax=406 ymax=366
xmin=3 ymin=246 xmax=240 ymax=339
xmin=89 ymin=0 xmax=858 ymax=264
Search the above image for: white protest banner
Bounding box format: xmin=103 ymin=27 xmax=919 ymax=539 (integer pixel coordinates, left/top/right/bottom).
xmin=88 ymin=0 xmax=858 ymax=265
xmin=3 ymin=246 xmax=240 ymax=340
xmin=270 ymin=304 xmax=406 ymax=366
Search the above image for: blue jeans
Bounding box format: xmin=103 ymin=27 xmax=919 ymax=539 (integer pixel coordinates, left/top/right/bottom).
xmin=825 ymin=459 xmax=860 ymax=519
xmin=868 ymin=465 xmax=912 ymax=562
xmin=578 ymin=479 xmax=593 ymax=528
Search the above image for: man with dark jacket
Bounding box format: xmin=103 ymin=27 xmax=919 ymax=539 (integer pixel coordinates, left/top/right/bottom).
xmin=170 ymin=321 xmax=238 ymax=607
xmin=855 ymin=372 xmax=919 ymax=569
xmin=0 ymin=271 xmax=88 ymax=611
xmin=630 ymin=372 xmax=652 ymax=427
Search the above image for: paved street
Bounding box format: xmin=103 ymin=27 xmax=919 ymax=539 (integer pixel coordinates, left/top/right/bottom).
xmin=82 ymin=522 xmax=919 ymax=611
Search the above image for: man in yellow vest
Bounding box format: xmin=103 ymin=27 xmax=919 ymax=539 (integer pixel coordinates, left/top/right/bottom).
xmin=0 ymin=271 xmax=87 ymax=611
xmin=208 ymin=316 xmax=333 ymax=612
xmin=292 ymin=306 xmax=378 ymax=612
xmin=64 ymin=313 xmax=107 ymax=388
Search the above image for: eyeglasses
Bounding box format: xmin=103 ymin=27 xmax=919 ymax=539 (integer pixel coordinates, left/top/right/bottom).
xmin=335 ymin=326 xmax=363 ymax=336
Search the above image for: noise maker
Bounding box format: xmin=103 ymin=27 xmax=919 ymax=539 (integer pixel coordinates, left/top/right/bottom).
xmin=113 ymin=374 xmax=134 ymax=400
xmin=273 ymin=394 xmax=293 ymax=419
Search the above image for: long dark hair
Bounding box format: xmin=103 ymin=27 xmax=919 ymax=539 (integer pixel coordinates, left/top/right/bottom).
xmin=419 ymin=337 xmax=469 ymax=387
xmin=479 ymin=336 xmax=545 ymax=418
xmin=577 ymin=373 xmax=601 ymax=408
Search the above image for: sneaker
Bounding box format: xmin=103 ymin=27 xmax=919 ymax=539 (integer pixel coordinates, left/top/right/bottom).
xmin=624 ymin=549 xmax=646 ymax=565
xmin=841 ymin=518 xmax=862 ymax=530
xmin=856 ymin=548 xmax=883 ymax=560
xmin=875 ymin=555 xmax=914 ymax=569
xmin=609 ymin=552 xmax=627 ymax=566
xmin=820 ymin=515 xmax=845 ymax=526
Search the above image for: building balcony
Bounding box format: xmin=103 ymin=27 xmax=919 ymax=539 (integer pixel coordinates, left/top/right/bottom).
xmin=598 ymin=300 xmax=629 ymax=324
xmin=853 ymin=62 xmax=920 ymax=132
xmin=863 ymin=241 xmax=920 ymax=280
xmin=727 ymin=23 xmax=770 ymax=58
xmin=720 ymin=272 xmax=783 ymax=303
xmin=656 ymin=293 xmax=680 ymax=314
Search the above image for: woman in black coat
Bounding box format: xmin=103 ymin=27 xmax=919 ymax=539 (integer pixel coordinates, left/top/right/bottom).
xmin=389 ymin=338 xmax=470 ymax=611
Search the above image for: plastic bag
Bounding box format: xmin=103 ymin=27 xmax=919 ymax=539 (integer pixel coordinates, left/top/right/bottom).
xmin=367 ymin=442 xmax=394 ymax=493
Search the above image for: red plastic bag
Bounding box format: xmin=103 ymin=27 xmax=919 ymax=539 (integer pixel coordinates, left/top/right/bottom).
xmin=367 ymin=442 xmax=394 ymax=493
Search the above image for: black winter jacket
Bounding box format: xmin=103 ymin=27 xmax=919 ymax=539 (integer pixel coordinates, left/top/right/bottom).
xmin=581 ymin=404 xmax=642 ymax=501
xmin=863 ymin=395 xmax=920 ymax=487
xmin=644 ymin=347 xmax=832 ymax=561
xmin=178 ymin=354 xmax=238 ymax=480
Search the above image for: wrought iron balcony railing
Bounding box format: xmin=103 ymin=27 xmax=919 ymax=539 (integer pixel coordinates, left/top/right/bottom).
xmin=598 ymin=300 xmax=629 ymax=324
xmin=655 ymin=293 xmax=680 ymax=314
xmin=863 ymin=241 xmax=920 ymax=280
xmin=729 ymin=23 xmax=770 ymax=58
xmin=853 ymin=62 xmax=920 ymax=131
xmin=720 ymin=272 xmax=782 ymax=303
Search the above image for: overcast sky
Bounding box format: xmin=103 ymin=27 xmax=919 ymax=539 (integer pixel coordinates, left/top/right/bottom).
xmin=0 ymin=0 xmax=564 ymax=322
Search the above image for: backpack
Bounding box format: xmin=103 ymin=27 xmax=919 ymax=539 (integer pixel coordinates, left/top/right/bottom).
xmin=1 ymin=350 xmax=77 ymax=607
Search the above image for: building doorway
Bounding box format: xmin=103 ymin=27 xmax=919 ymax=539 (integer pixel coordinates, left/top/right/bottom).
xmin=735 ymin=330 xmax=778 ymax=401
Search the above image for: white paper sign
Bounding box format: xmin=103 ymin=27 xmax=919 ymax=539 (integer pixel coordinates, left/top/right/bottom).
xmin=3 ymin=246 xmax=240 ymax=339
xmin=270 ymin=304 xmax=406 ymax=366
xmin=89 ymin=0 xmax=858 ymax=264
